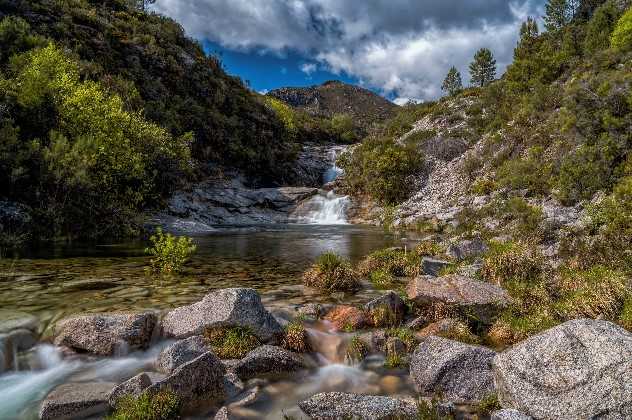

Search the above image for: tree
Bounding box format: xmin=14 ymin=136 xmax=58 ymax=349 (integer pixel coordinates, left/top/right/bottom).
xmin=133 ymin=0 xmax=155 ymax=11
xmin=583 ymin=1 xmax=620 ymax=53
xmin=577 ymin=0 xmax=608 ymax=20
xmin=515 ymin=17 xmax=540 ymax=59
xmin=544 ymin=0 xmax=574 ymax=31
xmin=611 ymin=6 xmax=632 ymax=51
xmin=441 ymin=66 xmax=463 ymax=96
xmin=469 ymin=48 xmax=497 ymax=87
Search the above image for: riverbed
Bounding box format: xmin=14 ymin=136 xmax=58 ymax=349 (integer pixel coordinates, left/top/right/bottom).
xmin=0 ymin=224 xmax=423 ymax=419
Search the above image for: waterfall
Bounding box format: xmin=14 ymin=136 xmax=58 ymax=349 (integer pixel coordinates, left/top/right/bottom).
xmin=292 ymin=146 xmax=350 ymax=225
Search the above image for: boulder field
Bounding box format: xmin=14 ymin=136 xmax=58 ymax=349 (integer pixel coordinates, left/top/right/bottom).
xmin=31 ymin=287 xmax=632 ymax=419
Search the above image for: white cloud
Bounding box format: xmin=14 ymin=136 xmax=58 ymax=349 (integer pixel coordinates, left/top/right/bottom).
xmin=300 ymin=63 xmax=318 ymax=76
xmin=152 ymin=0 xmax=546 ymax=100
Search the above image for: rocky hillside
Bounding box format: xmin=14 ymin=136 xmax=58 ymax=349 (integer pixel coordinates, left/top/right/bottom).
xmin=268 ymin=80 xmax=397 ymax=136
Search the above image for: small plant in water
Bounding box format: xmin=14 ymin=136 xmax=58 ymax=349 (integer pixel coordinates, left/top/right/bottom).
xmin=282 ymin=319 xmax=311 ymax=353
xmin=345 ymin=335 xmax=370 ymax=363
xmin=107 ymin=390 xmax=180 ymax=420
xmin=387 ymin=327 xmax=417 ymax=352
xmin=303 ymin=251 xmax=360 ymax=292
xmin=205 ymin=326 xmax=260 ymax=359
xmin=145 ymin=228 xmax=196 ymax=274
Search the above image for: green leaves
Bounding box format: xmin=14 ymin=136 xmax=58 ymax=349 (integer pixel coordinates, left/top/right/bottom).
xmin=145 ymin=228 xmax=197 ymax=274
xmin=469 ymin=48 xmax=496 ymax=88
xmin=611 ymin=6 xmax=632 ymax=51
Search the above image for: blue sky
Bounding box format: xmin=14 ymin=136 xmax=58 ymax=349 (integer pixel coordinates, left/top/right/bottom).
xmin=202 ymin=41 xmax=361 ymax=95
xmin=154 ymin=1 xmax=547 ymax=103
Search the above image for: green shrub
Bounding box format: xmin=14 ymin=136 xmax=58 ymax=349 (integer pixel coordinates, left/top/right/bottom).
xmin=205 ymin=326 xmax=260 ymax=359
xmin=386 ymin=327 xmax=417 ymax=352
xmin=476 ymin=394 xmax=501 ymax=416
xmin=611 ymin=6 xmax=632 ymax=50
xmin=368 ymin=305 xmax=399 ymax=328
xmin=145 ymin=228 xmax=196 ymax=274
xmin=339 ymin=137 xmax=424 ymax=205
xmin=496 ymin=146 xmax=552 ymax=195
xmin=583 ymin=1 xmax=621 ymax=54
xmin=107 ymin=391 xmax=180 ymax=420
xmin=303 ymin=252 xmax=360 ymax=292
xmin=499 ymin=197 xmax=545 ymax=240
xmin=384 ymin=352 xmax=406 ymax=369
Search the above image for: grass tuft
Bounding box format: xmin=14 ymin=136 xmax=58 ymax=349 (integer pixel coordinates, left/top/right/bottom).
xmin=204 ymin=326 xmax=260 ymax=359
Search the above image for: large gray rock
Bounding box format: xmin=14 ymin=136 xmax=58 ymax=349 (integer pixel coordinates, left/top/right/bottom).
xmin=0 ymin=328 xmax=37 ymax=372
xmin=447 ymin=237 xmax=488 ymax=261
xmin=145 ymin=351 xmax=226 ymax=408
xmin=364 ymin=291 xmax=406 ymax=323
xmin=491 ymin=409 xmax=533 ymax=420
xmin=410 ymin=336 xmax=496 ymax=403
xmin=406 ymin=275 xmax=510 ymax=323
xmin=108 ymin=372 xmax=165 ymax=408
xmin=156 ymin=336 xmax=209 ymax=374
xmin=299 ymin=392 xmax=418 ymax=419
xmin=162 ymin=288 xmax=282 ymax=342
xmin=54 ymin=312 xmax=157 ymax=356
xmin=493 ymin=319 xmax=632 ymax=420
xmin=39 ymin=382 xmax=115 ymax=420
xmin=233 ymin=345 xmax=307 ymax=381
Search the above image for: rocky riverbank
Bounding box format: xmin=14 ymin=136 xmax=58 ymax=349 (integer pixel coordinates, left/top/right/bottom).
xmin=4 ymin=273 xmax=631 ymax=419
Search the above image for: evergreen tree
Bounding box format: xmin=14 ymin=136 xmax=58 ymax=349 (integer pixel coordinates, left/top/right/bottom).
xmin=469 ymin=48 xmax=497 ymax=87
xmin=516 ymin=17 xmax=540 ymax=59
xmin=583 ymin=1 xmax=620 ymax=53
xmin=577 ymin=0 xmax=608 ymax=21
xmin=441 ymin=66 xmax=463 ymax=96
xmin=544 ymin=0 xmax=572 ymax=31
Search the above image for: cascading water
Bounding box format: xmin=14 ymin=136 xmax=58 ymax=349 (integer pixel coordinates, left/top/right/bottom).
xmin=292 ymin=146 xmax=350 ymax=225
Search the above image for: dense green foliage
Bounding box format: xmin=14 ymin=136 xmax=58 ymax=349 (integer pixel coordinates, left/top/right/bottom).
xmin=0 ymin=0 xmax=304 ymax=241
xmin=145 ymin=228 xmax=196 ymax=273
xmin=611 ymin=5 xmax=632 ymax=50
xmin=107 ymin=391 xmax=180 ymax=420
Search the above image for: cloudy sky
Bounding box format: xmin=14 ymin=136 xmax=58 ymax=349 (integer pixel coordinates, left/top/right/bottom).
xmin=152 ymin=0 xmax=547 ymax=103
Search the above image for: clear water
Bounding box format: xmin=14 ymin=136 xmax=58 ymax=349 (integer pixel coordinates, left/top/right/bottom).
xmin=0 ymin=224 xmax=420 ymax=419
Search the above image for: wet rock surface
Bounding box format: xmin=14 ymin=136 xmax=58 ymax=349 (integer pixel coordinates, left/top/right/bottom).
xmin=54 ymin=312 xmax=157 ymax=356
xmin=145 ymin=351 xmax=226 ymax=408
xmin=324 ymin=305 xmax=368 ymax=331
xmin=162 ymin=288 xmax=283 ymax=342
xmin=299 ymin=392 xmax=418 ymax=419
xmin=108 ymin=372 xmax=161 ymax=408
xmin=410 ymin=336 xmax=496 ymax=403
xmin=0 ymin=310 xmax=39 ymax=334
xmin=156 ymin=335 xmax=209 ymax=374
xmin=493 ymin=319 xmax=632 ymax=420
xmin=233 ymin=345 xmax=307 ymax=380
xmin=407 ymin=274 xmax=511 ymax=323
xmin=40 ymin=382 xmax=115 ymax=420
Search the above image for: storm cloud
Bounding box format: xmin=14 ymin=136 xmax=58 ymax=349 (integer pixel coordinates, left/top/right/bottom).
xmin=152 ymin=0 xmax=546 ymax=101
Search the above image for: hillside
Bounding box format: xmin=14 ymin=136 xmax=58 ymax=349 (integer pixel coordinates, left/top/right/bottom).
xmin=268 ymin=80 xmax=397 ymax=136
xmin=339 ymin=1 xmax=632 ymax=341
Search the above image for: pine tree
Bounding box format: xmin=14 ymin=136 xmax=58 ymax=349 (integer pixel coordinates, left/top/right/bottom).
xmin=133 ymin=0 xmax=155 ymax=11
xmin=583 ymin=1 xmax=620 ymax=53
xmin=544 ymin=0 xmax=572 ymax=31
xmin=469 ymin=48 xmax=497 ymax=87
xmin=441 ymin=66 xmax=463 ymax=96
xmin=516 ymin=17 xmax=540 ymax=59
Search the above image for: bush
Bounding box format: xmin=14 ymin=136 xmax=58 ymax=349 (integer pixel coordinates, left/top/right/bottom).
xmin=368 ymin=305 xmax=399 ymax=328
xmin=204 ymin=326 xmax=260 ymax=359
xmin=358 ymin=248 xmax=420 ymax=278
xmin=145 ymin=228 xmax=196 ymax=274
xmin=339 ymin=137 xmax=424 ymax=205
xmin=583 ymin=1 xmax=621 ymax=54
xmin=496 ymin=146 xmax=552 ymax=195
xmin=303 ymin=252 xmax=360 ymax=292
xmin=370 ymin=270 xmax=396 ymax=289
xmin=107 ymin=391 xmax=180 ymax=420
xmin=611 ymin=6 xmax=632 ymax=50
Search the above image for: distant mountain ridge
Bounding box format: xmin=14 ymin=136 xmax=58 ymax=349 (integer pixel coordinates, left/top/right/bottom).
xmin=268 ymin=80 xmax=397 ymax=134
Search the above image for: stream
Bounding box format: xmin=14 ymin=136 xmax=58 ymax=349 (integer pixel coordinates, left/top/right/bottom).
xmin=0 ymin=146 xmax=420 ymax=419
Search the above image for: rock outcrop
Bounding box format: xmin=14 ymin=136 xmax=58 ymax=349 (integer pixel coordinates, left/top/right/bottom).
xmin=233 ymin=345 xmax=307 ymax=380
xmin=298 ymin=392 xmax=418 ymax=420
xmin=145 ymin=351 xmax=226 ymax=408
xmin=410 ymin=336 xmax=496 ymax=403
xmin=40 ymin=382 xmax=115 ymax=420
xmin=407 ymin=275 xmax=510 ymax=323
xmin=162 ymin=288 xmax=282 ymax=342
xmin=493 ymin=319 xmax=632 ymax=420
xmin=156 ymin=336 xmax=209 ymax=374
xmin=108 ymin=372 xmax=164 ymax=408
xmin=54 ymin=312 xmax=157 ymax=356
